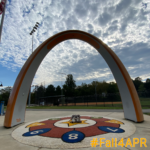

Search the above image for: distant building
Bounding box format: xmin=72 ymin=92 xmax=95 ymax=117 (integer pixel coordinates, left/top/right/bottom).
xmin=102 ymin=92 xmax=106 ymax=97
xmin=39 ymin=95 xmax=65 ymax=106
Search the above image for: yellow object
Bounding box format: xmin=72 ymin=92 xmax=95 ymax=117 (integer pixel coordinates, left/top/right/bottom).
xmin=61 ymin=120 xmax=88 ymax=127
xmin=26 ymin=122 xmax=45 ymax=128
xmin=105 ymin=119 xmax=123 ymax=124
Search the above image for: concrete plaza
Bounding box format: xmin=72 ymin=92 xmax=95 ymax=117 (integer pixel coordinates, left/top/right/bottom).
xmin=0 ymin=109 xmax=150 ymax=150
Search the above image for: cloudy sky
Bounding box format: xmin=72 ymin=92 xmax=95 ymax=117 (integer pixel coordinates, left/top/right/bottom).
xmin=0 ymin=0 xmax=150 ymax=89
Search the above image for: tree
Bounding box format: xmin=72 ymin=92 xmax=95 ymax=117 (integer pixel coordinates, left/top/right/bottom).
xmin=97 ymin=81 xmax=109 ymax=94
xmin=32 ymin=85 xmax=45 ymax=104
xmin=138 ymin=84 xmax=145 ymax=91
xmin=64 ymin=74 xmax=76 ymax=97
xmin=89 ymin=81 xmax=97 ymax=95
xmin=79 ymin=83 xmax=90 ymax=96
xmin=146 ymin=78 xmax=150 ymax=83
xmin=65 ymin=74 xmax=76 ymax=89
xmin=45 ymin=84 xmax=55 ymax=96
xmin=31 ymin=92 xmax=35 ymax=104
xmin=145 ymin=78 xmax=150 ymax=91
xmin=0 ymin=91 xmax=10 ymax=106
xmin=107 ymin=82 xmax=119 ymax=93
xmin=74 ymin=87 xmax=81 ymax=96
xmin=62 ymin=84 xmax=68 ymax=96
xmin=56 ymin=85 xmax=61 ymax=95
xmin=37 ymin=85 xmax=45 ymax=97
xmin=133 ymin=77 xmax=143 ymax=91
xmin=135 ymin=77 xmax=142 ymax=81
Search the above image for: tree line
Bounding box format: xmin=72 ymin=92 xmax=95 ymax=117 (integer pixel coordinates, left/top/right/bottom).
xmin=30 ymin=75 xmax=150 ymax=103
xmin=0 ymin=75 xmax=150 ymax=105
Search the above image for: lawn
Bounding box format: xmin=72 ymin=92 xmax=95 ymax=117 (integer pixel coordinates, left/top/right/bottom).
xmin=4 ymin=105 xmax=150 ymax=111
xmin=140 ymin=98 xmax=150 ymax=101
xmin=3 ymin=97 xmax=150 ymax=111
xmin=26 ymin=104 xmax=150 ymax=109
xmin=26 ymin=105 xmax=123 ymax=109
xmin=139 ymin=97 xmax=150 ymax=106
xmin=144 ymin=113 xmax=150 ymax=116
xmin=26 ymin=97 xmax=150 ymax=109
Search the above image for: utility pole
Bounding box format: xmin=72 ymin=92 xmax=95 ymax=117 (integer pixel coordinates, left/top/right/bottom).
xmin=93 ymin=79 xmax=98 ymax=106
xmin=58 ymin=72 xmax=66 ymax=104
xmin=33 ymin=81 xmax=45 ymax=105
xmin=29 ymin=22 xmax=39 ymax=54
xmin=28 ymin=85 xmax=34 ymax=107
xmin=28 ymin=22 xmax=39 ymax=106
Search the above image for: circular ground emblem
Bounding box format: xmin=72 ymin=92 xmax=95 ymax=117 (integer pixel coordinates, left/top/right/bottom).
xmin=12 ymin=115 xmax=136 ymax=149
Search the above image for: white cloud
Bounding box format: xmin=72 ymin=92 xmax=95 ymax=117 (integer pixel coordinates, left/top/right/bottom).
xmin=0 ymin=0 xmax=150 ymax=87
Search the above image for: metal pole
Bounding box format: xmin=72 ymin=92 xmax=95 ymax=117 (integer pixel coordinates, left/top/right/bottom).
xmin=95 ymin=81 xmax=96 ymax=105
xmin=30 ymin=22 xmax=39 ymax=53
xmin=61 ymin=74 xmax=62 ymax=104
xmin=32 ymin=34 xmax=33 ymax=53
xmin=34 ymin=86 xmax=36 ymax=104
xmin=93 ymin=80 xmax=98 ymax=106
xmin=28 ymin=87 xmax=31 ymax=107
xmin=58 ymin=72 xmax=66 ymax=105
xmin=44 ymin=81 xmax=45 ymax=95
xmin=61 ymin=78 xmax=63 ymax=96
xmin=36 ymin=86 xmax=38 ymax=105
xmin=96 ymin=82 xmax=97 ymax=105
xmin=0 ymin=0 xmax=7 ymax=42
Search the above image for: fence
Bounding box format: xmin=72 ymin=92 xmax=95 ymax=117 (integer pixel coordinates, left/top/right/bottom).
xmin=35 ymin=91 xmax=150 ymax=108
xmin=59 ymin=93 xmax=122 ymax=107
xmin=137 ymin=91 xmax=150 ymax=108
xmin=58 ymin=91 xmax=150 ymax=108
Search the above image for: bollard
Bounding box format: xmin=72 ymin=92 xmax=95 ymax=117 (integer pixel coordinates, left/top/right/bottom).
xmin=0 ymin=101 xmax=4 ymax=115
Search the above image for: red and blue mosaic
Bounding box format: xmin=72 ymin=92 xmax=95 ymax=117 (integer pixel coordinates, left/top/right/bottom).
xmin=22 ymin=116 xmax=125 ymax=143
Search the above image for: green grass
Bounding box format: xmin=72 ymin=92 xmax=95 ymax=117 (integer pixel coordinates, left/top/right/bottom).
xmin=140 ymin=98 xmax=150 ymax=101
xmin=4 ymin=105 xmax=150 ymax=111
xmin=26 ymin=104 xmax=150 ymax=109
xmin=140 ymin=101 xmax=150 ymax=105
xmin=139 ymin=98 xmax=150 ymax=106
xmin=26 ymin=105 xmax=123 ymax=109
xmin=3 ymin=97 xmax=150 ymax=111
xmin=144 ymin=113 xmax=150 ymax=116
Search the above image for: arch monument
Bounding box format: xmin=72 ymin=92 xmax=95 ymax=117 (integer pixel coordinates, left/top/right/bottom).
xmin=4 ymin=30 xmax=144 ymax=127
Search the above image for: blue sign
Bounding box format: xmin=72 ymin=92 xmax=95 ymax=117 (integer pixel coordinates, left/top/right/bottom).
xmin=0 ymin=101 xmax=4 ymax=115
xmin=23 ymin=128 xmax=51 ymax=136
xmin=62 ymin=130 xmax=85 ymax=143
xmin=98 ymin=126 xmax=125 ymax=133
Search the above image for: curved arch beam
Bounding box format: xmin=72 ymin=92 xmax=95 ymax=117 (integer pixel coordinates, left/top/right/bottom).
xmin=4 ymin=30 xmax=143 ymax=127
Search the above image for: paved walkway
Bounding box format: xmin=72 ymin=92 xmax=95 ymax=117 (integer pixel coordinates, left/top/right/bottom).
xmin=0 ymin=110 xmax=150 ymax=150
